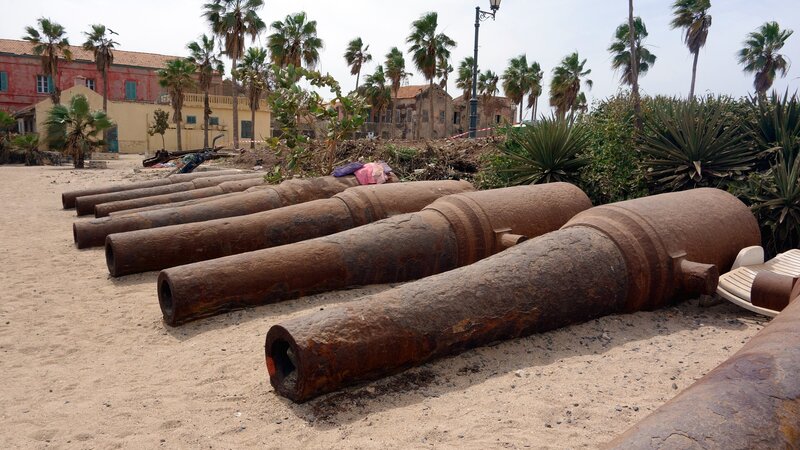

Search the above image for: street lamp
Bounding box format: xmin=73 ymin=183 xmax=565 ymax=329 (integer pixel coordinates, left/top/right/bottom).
xmin=469 ymin=0 xmax=501 ymax=139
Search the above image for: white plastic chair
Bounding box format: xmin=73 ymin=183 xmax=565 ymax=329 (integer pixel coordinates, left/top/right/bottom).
xmin=717 ymin=246 xmax=800 ymax=317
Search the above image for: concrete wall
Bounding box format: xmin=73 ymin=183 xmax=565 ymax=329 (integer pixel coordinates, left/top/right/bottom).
xmin=34 ymin=86 xmax=270 ymax=153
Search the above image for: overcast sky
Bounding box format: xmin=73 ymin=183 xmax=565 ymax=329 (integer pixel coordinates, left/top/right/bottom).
xmin=2 ymin=0 xmax=798 ymax=119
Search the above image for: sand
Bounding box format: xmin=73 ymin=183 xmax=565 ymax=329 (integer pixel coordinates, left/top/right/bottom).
xmin=0 ymin=156 xmax=769 ymax=449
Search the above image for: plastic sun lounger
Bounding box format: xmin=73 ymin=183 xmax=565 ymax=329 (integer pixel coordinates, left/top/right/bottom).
xmin=716 ymin=246 xmax=800 ymax=317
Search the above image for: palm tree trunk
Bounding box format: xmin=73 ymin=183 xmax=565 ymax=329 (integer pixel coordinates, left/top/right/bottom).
xmin=250 ymin=106 xmax=256 ymax=149
xmin=231 ymin=59 xmax=240 ymax=148
xmin=377 ymin=107 xmax=383 ymax=138
xmin=532 ymin=97 xmax=538 ymax=122
xmin=519 ymin=102 xmax=523 ymax=123
xmin=429 ymin=80 xmax=435 ymax=139
xmin=102 ymin=68 xmax=108 ymax=112
xmin=689 ymin=50 xmax=699 ymax=99
xmin=176 ymin=116 xmax=183 ymax=151
xmin=203 ymin=89 xmax=210 ymax=149
xmin=355 ymin=70 xmax=360 ymax=91
xmin=628 ymin=0 xmax=642 ymax=131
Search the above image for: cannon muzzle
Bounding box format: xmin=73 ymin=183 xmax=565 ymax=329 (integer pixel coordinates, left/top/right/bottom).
xmin=72 ymin=176 xmax=359 ymax=248
xmin=60 ymin=169 xmax=244 ymax=209
xmin=157 ymin=183 xmax=592 ymax=325
xmin=106 ymin=180 xmax=474 ymax=276
xmin=264 ymin=188 xmax=760 ymax=402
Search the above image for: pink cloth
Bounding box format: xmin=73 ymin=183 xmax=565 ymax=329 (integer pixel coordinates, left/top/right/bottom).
xmin=354 ymin=162 xmax=388 ymax=185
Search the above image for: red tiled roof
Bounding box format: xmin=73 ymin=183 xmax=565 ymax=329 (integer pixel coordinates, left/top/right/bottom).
xmin=395 ymin=84 xmax=430 ymax=99
xmin=0 ymin=38 xmax=177 ymax=70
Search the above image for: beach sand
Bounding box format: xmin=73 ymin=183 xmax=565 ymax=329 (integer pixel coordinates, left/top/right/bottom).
xmin=0 ymin=156 xmax=768 ymax=449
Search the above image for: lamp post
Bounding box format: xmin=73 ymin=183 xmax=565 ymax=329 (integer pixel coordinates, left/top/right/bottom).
xmin=469 ymin=0 xmax=501 ymax=139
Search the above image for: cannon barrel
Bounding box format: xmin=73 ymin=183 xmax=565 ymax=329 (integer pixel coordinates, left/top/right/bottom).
xmin=157 ymin=183 xmax=592 ymax=325
xmin=93 ymin=175 xmax=267 ymax=217
xmin=74 ymin=172 xmax=263 ymax=217
xmin=61 ymin=169 xmax=243 ymax=209
xmin=107 ymin=192 xmax=244 ymax=216
xmin=606 ymin=295 xmax=800 ymax=449
xmin=106 ymin=180 xmax=474 ymax=276
xmin=263 ymin=188 xmax=760 ymax=402
xmin=73 ymin=176 xmax=360 ymax=248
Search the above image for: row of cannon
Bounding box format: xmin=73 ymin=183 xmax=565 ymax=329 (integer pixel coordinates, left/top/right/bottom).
xmin=63 ymin=170 xmax=800 ymax=448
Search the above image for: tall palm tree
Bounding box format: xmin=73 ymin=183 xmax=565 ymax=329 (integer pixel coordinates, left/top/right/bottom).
xmin=203 ymin=0 xmax=266 ymax=149
xmin=359 ymin=65 xmax=392 ymax=138
xmin=23 ymin=18 xmax=73 ymax=105
xmin=671 ymin=0 xmax=712 ymax=99
xmin=479 ymin=70 xmax=499 ymax=125
xmin=738 ymin=22 xmax=794 ymax=97
xmin=268 ymin=12 xmax=324 ymax=69
xmin=502 ymin=55 xmax=541 ymax=123
xmin=158 ymin=59 xmax=197 ymax=151
xmin=549 ymin=52 xmax=593 ymax=117
xmin=609 ymin=18 xmax=657 ymax=86
xmin=82 ymin=25 xmax=118 ymax=112
xmin=236 ymin=47 xmax=268 ymax=149
xmin=44 ymin=94 xmax=113 ymax=168
xmin=187 ymin=34 xmax=224 ymax=148
xmin=407 ymin=12 xmax=456 ymax=138
xmin=384 ymin=47 xmax=409 ymax=138
xmin=455 ymin=56 xmax=476 ymax=100
xmin=344 ymin=37 xmax=371 ymax=91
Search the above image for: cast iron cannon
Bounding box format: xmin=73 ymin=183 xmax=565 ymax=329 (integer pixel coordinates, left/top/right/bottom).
xmin=106 ymin=180 xmax=474 ymax=276
xmin=263 ymin=188 xmax=760 ymax=402
xmin=74 ymin=172 xmax=265 ymax=217
xmin=61 ymin=169 xmax=243 ymax=209
xmin=73 ymin=176 xmax=360 ymax=248
xmin=157 ymin=183 xmax=592 ymax=325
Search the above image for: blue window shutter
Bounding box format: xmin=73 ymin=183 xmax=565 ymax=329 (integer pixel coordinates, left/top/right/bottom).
xmin=125 ymin=81 xmax=136 ymax=100
xmin=0 ymin=72 xmax=7 ymax=91
xmin=48 ymin=75 xmax=54 ymax=93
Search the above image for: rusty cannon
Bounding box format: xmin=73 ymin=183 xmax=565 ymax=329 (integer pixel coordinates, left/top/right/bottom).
xmin=262 ymin=188 xmax=760 ymax=402
xmin=61 ymin=169 xmax=243 ymax=209
xmin=605 ymin=293 xmax=800 ymax=448
xmin=73 ymin=176 xmax=360 ymax=249
xmin=157 ymin=183 xmax=592 ymax=326
xmin=106 ymin=180 xmax=474 ymax=276
xmin=73 ymin=172 xmax=265 ymax=217
xmin=92 ymin=174 xmax=269 ymax=217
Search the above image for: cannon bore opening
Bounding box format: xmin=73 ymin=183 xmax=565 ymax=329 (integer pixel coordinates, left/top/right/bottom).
xmin=268 ymin=339 xmax=298 ymax=392
xmin=105 ymin=243 xmax=116 ymax=276
xmin=72 ymin=223 xmax=79 ymax=247
xmin=159 ymin=278 xmax=175 ymax=321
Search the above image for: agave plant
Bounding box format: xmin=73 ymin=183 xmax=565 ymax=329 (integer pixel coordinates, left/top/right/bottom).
xmin=749 ymin=154 xmax=800 ymax=255
xmin=495 ymin=116 xmax=590 ymax=185
xmin=639 ymin=98 xmax=757 ymax=192
xmin=747 ymin=90 xmax=800 ymax=165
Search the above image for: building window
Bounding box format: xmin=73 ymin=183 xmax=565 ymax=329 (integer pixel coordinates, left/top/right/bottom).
xmin=495 ymin=115 xmax=502 ymax=124
xmin=0 ymin=71 xmax=7 ymax=92
xmin=36 ymin=75 xmax=53 ymax=94
xmin=124 ymin=81 xmax=137 ymax=100
xmin=453 ymin=111 xmax=461 ymax=124
xmin=422 ymin=110 xmax=429 ymax=123
xmin=209 ymin=116 xmax=219 ymax=126
xmin=186 ymin=115 xmax=197 ymax=125
xmin=439 ymin=110 xmax=445 ymax=123
xmin=85 ymin=78 xmax=96 ymax=91
xmin=241 ymin=120 xmax=253 ymax=139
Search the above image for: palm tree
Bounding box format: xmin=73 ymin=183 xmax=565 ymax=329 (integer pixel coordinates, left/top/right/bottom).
xmin=407 ymin=12 xmax=456 ymax=138
xmin=502 ymin=54 xmax=542 ymax=123
xmin=549 ymin=52 xmax=593 ymax=117
xmin=478 ymin=70 xmax=499 ymax=124
xmin=670 ymin=0 xmax=712 ymax=99
xmin=203 ymin=0 xmax=266 ymax=149
xmin=158 ymin=59 xmax=197 ymax=151
xmin=44 ymin=94 xmax=113 ymax=168
xmin=187 ymin=34 xmax=224 ymax=149
xmin=384 ymin=47 xmax=409 ymax=138
xmin=738 ymin=22 xmax=794 ymax=97
xmin=344 ymin=37 xmax=372 ymax=90
xmin=236 ymin=47 xmax=268 ymax=149
xmin=609 ymin=18 xmax=656 ymax=87
xmin=268 ymin=12 xmax=324 ymax=69
xmin=455 ymin=56 xmax=476 ymax=100
xmin=436 ymin=55 xmax=453 ymax=92
xmin=82 ymin=25 xmax=118 ymax=112
xmin=359 ymin=65 xmax=392 ymax=138
xmin=22 ymin=18 xmax=73 ymax=105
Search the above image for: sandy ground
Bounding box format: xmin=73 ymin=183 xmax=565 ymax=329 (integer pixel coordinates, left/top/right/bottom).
xmin=0 ymin=156 xmax=769 ymax=449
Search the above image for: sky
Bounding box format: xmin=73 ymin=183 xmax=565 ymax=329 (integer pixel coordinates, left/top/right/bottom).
xmin=2 ymin=0 xmax=798 ymax=120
